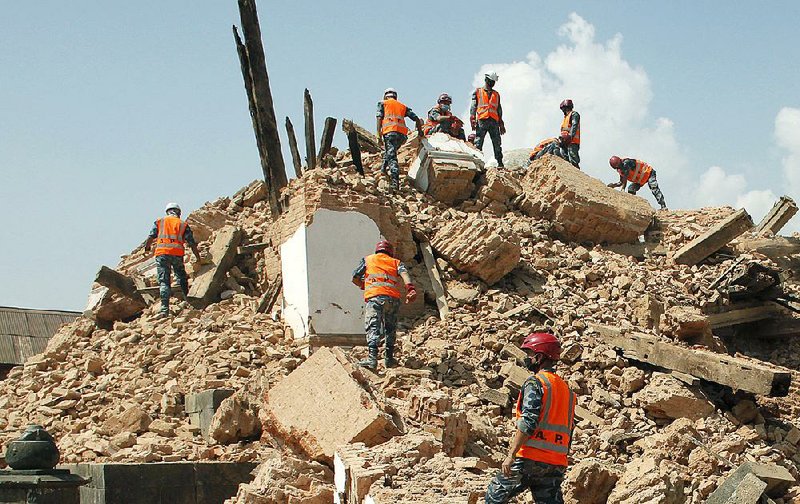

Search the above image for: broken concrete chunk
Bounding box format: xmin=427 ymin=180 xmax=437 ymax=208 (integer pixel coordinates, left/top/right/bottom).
xmin=188 ymin=225 xmax=243 ymax=306
xmin=101 ymin=405 xmax=152 ymax=435
xmin=673 ymin=208 xmax=753 ymax=265
xmin=208 ymin=392 xmax=262 ymax=445
xmin=519 ymin=156 xmax=654 ymax=244
xmin=634 ymin=373 xmax=715 ymax=421
xmin=563 ymin=458 xmax=622 ymax=504
xmin=754 ymin=195 xmax=797 ymax=237
xmin=264 ymin=347 xmax=400 ymax=462
xmin=185 ymin=388 xmax=234 ymax=441
xmin=707 ymin=461 xmax=795 ymax=503
xmin=408 ymin=133 xmax=484 ymax=205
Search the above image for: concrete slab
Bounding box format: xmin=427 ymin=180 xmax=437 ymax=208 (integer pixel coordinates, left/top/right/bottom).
xmin=674 ymin=209 xmax=753 ymax=265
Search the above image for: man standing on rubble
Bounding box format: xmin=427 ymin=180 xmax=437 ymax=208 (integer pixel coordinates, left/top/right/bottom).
xmin=351 ymin=240 xmax=417 ymax=370
xmin=377 ymin=88 xmax=424 ymax=190
xmin=423 ymin=93 xmax=466 ymax=140
xmin=471 ymin=72 xmax=505 ymax=167
xmin=484 ymin=332 xmax=576 ymax=504
xmin=144 ymin=202 xmax=202 ymax=318
xmin=608 ymin=156 xmax=668 ymax=209
xmin=559 ymin=99 xmax=580 ymax=169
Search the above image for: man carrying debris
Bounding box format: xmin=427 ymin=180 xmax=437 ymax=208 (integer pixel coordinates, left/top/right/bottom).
xmin=529 ymin=132 xmax=572 ymax=163
xmin=608 ymin=156 xmax=668 ymax=209
xmin=423 ymin=93 xmax=467 ymax=140
xmin=351 ymin=240 xmax=417 ymax=370
xmin=376 ymin=88 xmax=424 ymax=190
xmin=471 ymin=72 xmax=505 ymax=167
xmin=559 ymin=99 xmax=580 ymax=169
xmin=144 ymin=202 xmax=202 ymax=318
xmin=485 ymin=332 xmax=576 ymax=504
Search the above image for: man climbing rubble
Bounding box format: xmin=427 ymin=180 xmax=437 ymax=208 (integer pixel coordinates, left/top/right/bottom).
xmin=144 ymin=202 xmax=202 ymax=318
xmin=529 ymin=132 xmax=572 ymax=163
xmin=558 ymin=99 xmax=580 ymax=169
xmin=423 ymin=93 xmax=466 ymax=140
xmin=471 ymin=72 xmax=506 ymax=167
xmin=608 ymin=155 xmax=668 ymax=209
xmin=376 ymin=88 xmax=424 ymax=190
xmin=485 ymin=332 xmax=576 ymax=504
xmin=351 ymin=240 xmax=417 ymax=370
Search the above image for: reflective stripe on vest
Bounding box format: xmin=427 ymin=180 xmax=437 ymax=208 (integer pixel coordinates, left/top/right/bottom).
xmin=515 ymin=370 xmax=576 ymax=466
xmin=382 ymin=99 xmax=409 ymax=136
xmin=619 ymin=159 xmax=652 ymax=185
xmin=154 ymin=216 xmax=187 ymax=257
xmin=364 ymin=253 xmax=402 ymax=300
xmin=476 ymin=88 xmax=500 ymax=121
xmin=560 ymin=111 xmax=580 ymax=144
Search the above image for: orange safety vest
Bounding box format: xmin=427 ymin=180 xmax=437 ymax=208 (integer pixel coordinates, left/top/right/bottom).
xmin=531 ymin=137 xmax=557 ymax=158
xmin=381 ymin=99 xmax=409 ymax=136
xmin=515 ymin=370 xmax=576 ymax=466
xmin=363 ymin=253 xmax=402 ymax=300
xmin=154 ymin=216 xmax=188 ymax=257
xmin=476 ymin=88 xmax=500 ymax=121
xmin=560 ymin=111 xmax=580 ymax=144
xmin=618 ymin=159 xmax=652 ymax=185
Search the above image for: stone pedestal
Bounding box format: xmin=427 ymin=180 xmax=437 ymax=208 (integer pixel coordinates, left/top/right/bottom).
xmin=0 ymin=469 xmax=87 ymax=504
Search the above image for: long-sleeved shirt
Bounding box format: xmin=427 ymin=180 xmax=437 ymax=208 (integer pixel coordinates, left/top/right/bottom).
xmin=470 ymin=87 xmax=503 ymax=121
xmin=516 ymin=369 xmax=555 ymax=435
xmin=376 ymin=101 xmax=419 ymax=122
xmin=564 ymin=111 xmax=580 ymax=139
xmin=352 ymin=256 xmax=408 ymax=282
xmin=148 ymin=219 xmax=197 ymax=246
xmin=616 ymin=158 xmax=639 ymax=180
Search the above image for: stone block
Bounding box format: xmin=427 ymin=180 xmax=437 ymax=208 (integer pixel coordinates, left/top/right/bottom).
xmin=563 ymin=458 xmax=621 ymax=504
xmin=408 ymin=133 xmax=484 ymax=205
xmin=185 ymin=389 xmax=234 ymax=441
xmin=519 ymin=156 xmax=654 ymax=244
xmin=101 ymin=406 xmax=152 ymax=436
xmin=754 ymin=195 xmax=797 ymax=237
xmin=207 ymin=393 xmax=261 ymax=445
xmin=188 ymin=226 xmax=243 ymax=306
xmin=706 ymin=461 xmax=795 ymax=503
xmin=264 ymin=347 xmax=400 ymax=462
xmin=674 ymin=208 xmax=753 ymax=265
xmin=634 ymin=373 xmax=715 ymax=420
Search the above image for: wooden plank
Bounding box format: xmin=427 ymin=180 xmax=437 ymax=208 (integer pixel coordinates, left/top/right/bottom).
xmin=285 ymin=116 xmax=303 ymax=176
xmin=342 ymin=118 xmax=380 ymax=154
xmin=707 ymin=304 xmax=783 ymax=329
xmin=755 ymin=196 xmax=798 ymax=237
xmin=236 ymin=0 xmax=288 ymax=191
xmin=674 ymin=209 xmax=753 ymax=266
xmin=419 ymin=242 xmax=448 ymax=320
xmin=574 ymin=405 xmax=604 ymax=425
xmin=591 ymin=324 xmax=791 ymax=396
xmin=501 ymin=303 xmax=533 ymax=318
xmin=317 ymin=116 xmax=337 ymax=162
xmin=256 ymin=273 xmax=282 ymax=314
xmin=237 ymin=241 xmax=271 ymax=255
xmin=304 ymin=88 xmax=316 ymax=169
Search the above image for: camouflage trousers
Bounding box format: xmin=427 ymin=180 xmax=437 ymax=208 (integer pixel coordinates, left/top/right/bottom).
xmin=364 ymin=295 xmax=399 ymax=349
xmin=155 ymin=255 xmax=188 ymax=315
xmin=484 ymin=458 xmax=566 ymax=504
xmin=475 ymin=119 xmax=503 ymax=167
xmin=628 ymin=169 xmax=667 ymax=209
xmin=381 ymin=132 xmax=407 ymax=187
xmin=566 ymin=143 xmax=580 ymax=169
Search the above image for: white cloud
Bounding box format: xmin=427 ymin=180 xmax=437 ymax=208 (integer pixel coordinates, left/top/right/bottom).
xmin=773 ymin=108 xmax=800 ymax=233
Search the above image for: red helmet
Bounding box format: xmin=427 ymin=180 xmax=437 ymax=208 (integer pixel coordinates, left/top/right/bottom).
xmin=559 ymin=99 xmax=574 ymax=110
xmin=438 ymin=93 xmax=452 ymax=104
xmin=559 ymin=131 xmax=571 ymax=143
xmin=609 ymin=156 xmax=622 ymax=169
xmin=375 ymin=240 xmax=394 ymax=255
xmin=521 ymin=332 xmax=561 ymax=360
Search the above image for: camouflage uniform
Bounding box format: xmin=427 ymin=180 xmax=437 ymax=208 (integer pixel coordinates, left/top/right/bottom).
xmin=534 ymin=140 xmax=568 ymax=162
xmin=428 ymin=107 xmax=466 ymax=140
xmin=352 ymin=258 xmax=408 ymax=349
xmin=484 ymin=367 xmax=568 ymax=503
xmin=149 ymin=221 xmax=196 ymax=316
xmin=619 ymin=158 xmax=667 ymax=209
xmin=470 ymin=88 xmax=504 ymax=167
xmin=377 ymin=102 xmax=420 ymax=188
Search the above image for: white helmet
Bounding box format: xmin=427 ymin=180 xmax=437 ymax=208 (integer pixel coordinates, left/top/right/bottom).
xmin=165 ymin=202 xmax=181 ymax=213
xmin=485 ymin=72 xmax=499 ymax=82
xmin=383 ymin=87 xmax=397 ymax=98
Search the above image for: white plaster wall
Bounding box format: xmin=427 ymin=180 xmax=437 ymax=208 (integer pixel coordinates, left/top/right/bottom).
xmin=305 ymin=208 xmax=381 ymax=336
xmin=280 ymin=224 xmax=309 ymax=341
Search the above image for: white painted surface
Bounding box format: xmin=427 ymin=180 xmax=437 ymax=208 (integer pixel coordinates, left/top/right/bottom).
xmin=408 ymin=133 xmax=485 ymax=194
xmin=333 ymin=452 xmax=346 ymax=501
xmin=280 ymin=224 xmax=309 ymax=341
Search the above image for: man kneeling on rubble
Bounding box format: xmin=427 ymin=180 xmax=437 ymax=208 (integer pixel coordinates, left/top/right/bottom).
xmin=484 ymin=332 xmax=576 ymax=504
xmin=351 ymin=240 xmax=417 ymax=370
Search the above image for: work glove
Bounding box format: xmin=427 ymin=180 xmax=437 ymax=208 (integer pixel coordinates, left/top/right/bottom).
xmin=470 ymin=117 xmax=477 ymax=130
xmin=499 ymin=121 xmax=506 ymax=135
xmin=405 ymin=283 xmax=417 ymax=304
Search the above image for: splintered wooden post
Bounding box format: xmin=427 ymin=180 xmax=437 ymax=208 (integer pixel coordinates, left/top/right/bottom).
xmin=317 ymin=116 xmax=337 ymax=162
xmin=237 ymin=0 xmax=288 ymax=191
xmin=232 ymin=25 xmax=278 ymax=216
xmin=343 ymin=119 xmax=364 ymax=175
xmin=285 ymin=117 xmax=303 ymax=176
xmin=304 ymin=88 xmax=316 ymax=169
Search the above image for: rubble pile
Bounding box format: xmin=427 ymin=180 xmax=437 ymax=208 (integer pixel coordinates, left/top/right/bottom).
xmin=1 ymin=149 xmax=799 ymax=502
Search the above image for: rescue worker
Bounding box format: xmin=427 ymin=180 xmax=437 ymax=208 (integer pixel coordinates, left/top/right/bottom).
xmin=351 ymin=240 xmax=417 ymax=370
xmin=485 ymin=332 xmax=576 ymax=504
xmin=608 ymin=156 xmax=668 ymax=209
xmin=530 ymin=132 xmax=572 ymax=163
xmin=423 ymin=93 xmax=466 ymax=140
xmin=559 ymin=99 xmax=580 ymax=169
xmin=143 ymin=202 xmax=202 ymax=318
xmin=376 ymin=88 xmax=424 ymax=190
xmin=471 ymin=72 xmax=505 ymax=167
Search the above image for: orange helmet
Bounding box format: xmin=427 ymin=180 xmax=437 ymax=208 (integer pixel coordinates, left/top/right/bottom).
xmin=521 ymin=332 xmax=561 ymax=360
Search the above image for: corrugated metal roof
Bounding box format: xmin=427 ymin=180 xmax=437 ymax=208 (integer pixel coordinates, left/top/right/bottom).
xmin=0 ymin=307 xmax=80 ymax=365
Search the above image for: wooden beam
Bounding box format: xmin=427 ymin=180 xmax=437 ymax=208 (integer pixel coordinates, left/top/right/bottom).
xmin=237 ymin=241 xmax=271 ymax=255
xmin=707 ymin=304 xmax=783 ymax=329
xmin=317 ymin=116 xmax=337 ymax=162
xmin=232 ymin=25 xmax=279 ymax=217
xmin=591 ymin=324 xmax=791 ymax=396
xmin=342 ymin=119 xmax=380 ymax=154
xmin=419 ymin=242 xmax=449 ymax=320
xmin=674 ymin=209 xmax=753 ymax=266
xmin=343 ymin=119 xmax=364 ymax=175
xmin=236 ymin=0 xmax=287 ymax=190
xmin=755 ymin=196 xmax=798 ymax=237
xmin=256 ymin=273 xmax=282 ymax=314
xmin=304 ymin=88 xmax=316 ymax=169
xmin=285 ymin=117 xmax=303 ymax=177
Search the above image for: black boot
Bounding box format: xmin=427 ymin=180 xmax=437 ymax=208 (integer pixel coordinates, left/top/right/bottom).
xmin=359 ymin=346 xmax=378 ymax=371
xmin=384 ymin=346 xmax=398 ymax=368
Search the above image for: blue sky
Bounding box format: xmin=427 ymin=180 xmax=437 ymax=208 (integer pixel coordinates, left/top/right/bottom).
xmin=2 ymin=1 xmax=799 ymax=310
